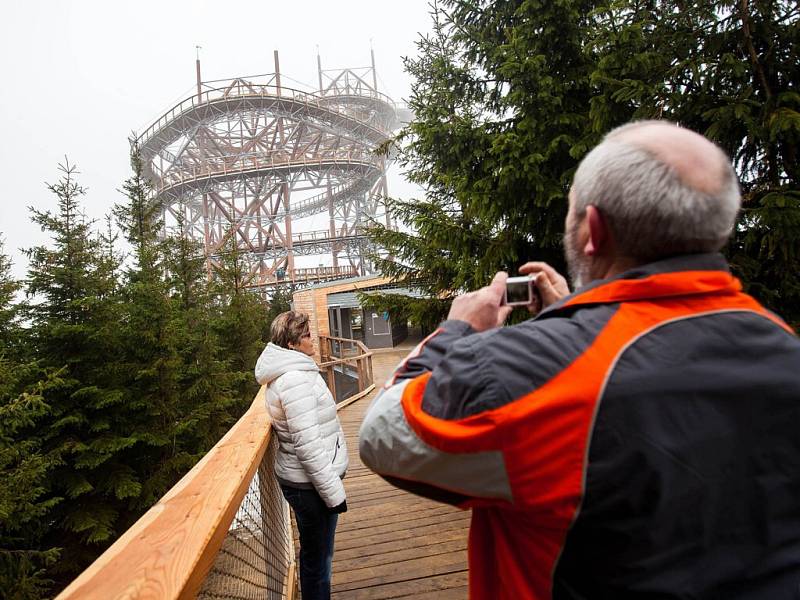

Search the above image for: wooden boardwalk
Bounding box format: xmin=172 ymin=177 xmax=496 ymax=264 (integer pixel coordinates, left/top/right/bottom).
xmin=330 ymin=345 xmax=470 ymax=599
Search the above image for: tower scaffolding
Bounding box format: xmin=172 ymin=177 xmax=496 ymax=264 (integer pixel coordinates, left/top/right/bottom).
xmin=137 ymin=50 xmax=405 ymax=288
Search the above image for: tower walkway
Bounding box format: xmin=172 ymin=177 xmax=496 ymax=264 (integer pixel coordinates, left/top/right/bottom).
xmin=330 ymin=346 xmax=469 ymax=599
xmin=56 ymin=337 xmax=470 ymax=600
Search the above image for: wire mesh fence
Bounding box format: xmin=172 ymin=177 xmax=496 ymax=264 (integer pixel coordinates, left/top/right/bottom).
xmin=197 ymin=434 xmax=295 ymax=600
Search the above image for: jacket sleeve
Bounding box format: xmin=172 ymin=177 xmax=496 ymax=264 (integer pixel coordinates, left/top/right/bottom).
xmin=359 ymin=320 xmax=514 ymax=508
xmin=277 ymin=372 xmax=346 ymax=507
xmin=382 ymin=320 xmax=476 ymax=387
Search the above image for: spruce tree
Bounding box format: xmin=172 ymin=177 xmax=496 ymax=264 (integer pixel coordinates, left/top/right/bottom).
xmin=113 ymin=145 xmax=184 ymax=508
xmin=370 ymin=0 xmax=799 ymax=327
xmin=0 ymin=239 xmax=23 ymax=355
xmin=264 ymin=284 xmax=293 ymax=335
xmin=367 ymin=0 xmax=597 ymax=324
xmin=163 ymin=210 xmax=238 ymax=455
xmin=0 ymin=366 xmax=63 ymax=600
xmin=0 ymin=240 xmax=61 ymax=600
xmin=211 ymin=235 xmax=269 ymax=411
xmin=586 ymin=0 xmax=800 ymax=326
xmin=23 ymin=161 xmax=135 ymax=587
xmin=0 ymin=377 xmax=61 ymax=600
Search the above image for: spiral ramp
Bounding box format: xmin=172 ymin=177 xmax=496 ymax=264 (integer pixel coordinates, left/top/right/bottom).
xmin=138 ymin=60 xmax=404 ymax=288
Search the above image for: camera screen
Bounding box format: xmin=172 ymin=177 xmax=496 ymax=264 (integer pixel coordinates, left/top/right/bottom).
xmin=506 ymin=280 xmax=531 ymax=304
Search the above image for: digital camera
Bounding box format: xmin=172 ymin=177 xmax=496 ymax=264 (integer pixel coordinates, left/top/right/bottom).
xmin=504 ymin=275 xmax=540 ymax=307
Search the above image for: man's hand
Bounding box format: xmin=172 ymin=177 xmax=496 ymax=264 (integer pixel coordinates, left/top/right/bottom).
xmin=518 ymin=261 xmax=570 ymax=310
xmin=447 ymin=272 xmax=513 ymax=332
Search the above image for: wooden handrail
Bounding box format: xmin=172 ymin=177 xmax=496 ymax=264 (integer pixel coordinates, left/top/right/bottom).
xmin=319 ymin=335 xmax=371 ymax=364
xmin=319 ymin=351 xmax=373 ymax=370
xmin=319 ymin=334 xmax=370 ymax=354
xmin=56 ymin=388 xmax=272 ymax=600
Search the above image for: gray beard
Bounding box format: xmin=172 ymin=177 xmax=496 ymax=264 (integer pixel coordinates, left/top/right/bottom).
xmin=564 ymin=222 xmax=592 ymax=290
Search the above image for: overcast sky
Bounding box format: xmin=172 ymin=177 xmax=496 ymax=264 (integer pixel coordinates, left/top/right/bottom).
xmin=0 ymin=0 xmax=432 ymax=279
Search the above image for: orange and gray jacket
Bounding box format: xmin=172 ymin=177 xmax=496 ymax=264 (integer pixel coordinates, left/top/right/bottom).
xmin=358 ymin=253 xmax=800 ymax=599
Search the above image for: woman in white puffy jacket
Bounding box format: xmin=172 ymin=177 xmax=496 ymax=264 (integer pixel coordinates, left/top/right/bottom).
xmin=255 ymin=311 xmax=348 ymax=600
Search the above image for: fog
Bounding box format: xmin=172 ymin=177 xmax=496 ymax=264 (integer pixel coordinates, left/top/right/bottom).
xmin=0 ymin=0 xmax=431 ymax=279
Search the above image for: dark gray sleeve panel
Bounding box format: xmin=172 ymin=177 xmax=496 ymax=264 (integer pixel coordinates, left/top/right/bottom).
xmin=493 ymin=304 xmax=619 ymax=406
xmin=392 ymin=320 xmax=476 ymax=384
xmin=554 ymin=311 xmax=800 ymax=599
xmin=421 ymin=333 xmax=502 ymax=419
xmin=422 ymin=304 xmax=618 ymax=420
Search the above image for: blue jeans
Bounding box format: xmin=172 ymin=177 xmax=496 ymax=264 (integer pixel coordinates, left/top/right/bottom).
xmin=280 ymin=484 xmax=339 ymax=600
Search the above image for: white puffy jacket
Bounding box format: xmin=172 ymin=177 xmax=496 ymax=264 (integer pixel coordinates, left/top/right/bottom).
xmin=255 ymin=342 xmax=348 ymax=507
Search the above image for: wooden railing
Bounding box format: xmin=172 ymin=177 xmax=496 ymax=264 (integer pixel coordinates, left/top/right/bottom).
xmin=290 ymin=266 xmax=358 ymax=282
xmin=138 ymin=78 xmax=397 ymax=152
xmin=154 ymin=153 xmax=379 ymax=194
xmin=319 ymin=335 xmax=375 ymax=409
xmin=56 ymin=337 xmax=373 ymax=600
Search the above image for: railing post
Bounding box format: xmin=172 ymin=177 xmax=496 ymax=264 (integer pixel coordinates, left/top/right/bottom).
xmin=328 ymin=365 xmax=337 ymax=404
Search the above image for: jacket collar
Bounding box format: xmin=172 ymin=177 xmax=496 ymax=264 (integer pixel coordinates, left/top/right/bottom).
xmin=254 ymin=342 xmax=319 ymax=386
xmin=540 ymin=253 xmax=740 ymax=315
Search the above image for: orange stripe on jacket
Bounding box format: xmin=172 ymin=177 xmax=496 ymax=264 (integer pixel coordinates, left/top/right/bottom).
xmin=562 ymin=270 xmax=741 ymax=307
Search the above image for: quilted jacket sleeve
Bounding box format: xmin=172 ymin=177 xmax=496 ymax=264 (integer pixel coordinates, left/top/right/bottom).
xmin=276 ymin=371 xmax=346 ymax=507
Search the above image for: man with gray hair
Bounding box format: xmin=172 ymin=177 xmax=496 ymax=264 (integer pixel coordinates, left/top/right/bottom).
xmin=359 ymin=121 xmax=800 ymax=599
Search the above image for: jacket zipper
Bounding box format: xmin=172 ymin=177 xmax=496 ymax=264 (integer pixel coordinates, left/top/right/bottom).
xmin=332 ymin=436 xmax=340 ymax=463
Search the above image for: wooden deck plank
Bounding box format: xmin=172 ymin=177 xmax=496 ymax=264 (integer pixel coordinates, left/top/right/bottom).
xmin=331 ymin=570 xmax=469 ymax=600
xmin=332 ymin=554 xmax=467 ymax=592
xmin=335 ymin=538 xmax=467 ymax=572
xmin=327 ymin=345 xmax=469 ymax=599
xmin=337 ymin=506 xmax=463 ymax=534
xmin=336 ymin=515 xmax=470 ymax=550
xmin=335 ymin=527 xmax=468 ymax=562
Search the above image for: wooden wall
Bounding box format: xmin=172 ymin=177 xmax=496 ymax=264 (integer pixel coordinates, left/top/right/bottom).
xmin=293 ymin=277 xmax=392 ymax=359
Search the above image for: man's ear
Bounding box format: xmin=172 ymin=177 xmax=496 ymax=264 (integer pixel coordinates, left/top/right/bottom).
xmin=584 ymin=205 xmax=608 ymax=257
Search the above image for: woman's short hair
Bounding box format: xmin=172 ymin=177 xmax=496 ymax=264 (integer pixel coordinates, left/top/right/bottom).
xmin=270 ymin=311 xmax=310 ymax=349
